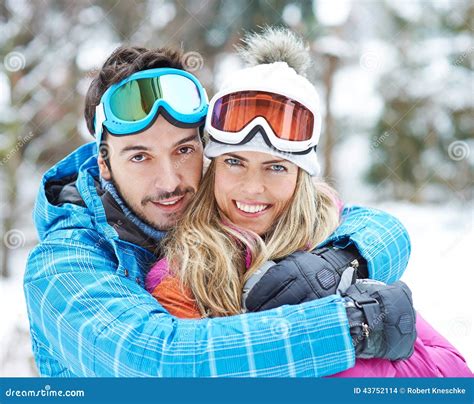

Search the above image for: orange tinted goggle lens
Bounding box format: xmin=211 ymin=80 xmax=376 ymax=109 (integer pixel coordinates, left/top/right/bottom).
xmin=211 ymin=91 xmax=314 ymax=141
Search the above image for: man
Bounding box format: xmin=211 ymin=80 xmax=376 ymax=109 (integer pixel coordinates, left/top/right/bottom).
xmin=24 ymin=46 xmax=414 ymax=377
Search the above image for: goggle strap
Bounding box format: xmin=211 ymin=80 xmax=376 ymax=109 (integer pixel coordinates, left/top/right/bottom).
xmin=95 ymin=103 xmax=106 ymax=148
xmin=209 ymin=126 xmax=316 ymax=155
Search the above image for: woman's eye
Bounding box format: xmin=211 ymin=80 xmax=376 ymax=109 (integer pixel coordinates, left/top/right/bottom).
xmin=178 ymin=146 xmax=194 ymax=154
xmin=130 ymin=154 xmax=146 ymax=163
xmin=224 ymin=158 xmax=242 ymax=166
xmin=269 ymin=164 xmax=287 ymax=172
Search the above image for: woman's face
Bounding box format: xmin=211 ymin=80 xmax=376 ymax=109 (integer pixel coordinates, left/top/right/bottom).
xmin=214 ymin=151 xmax=298 ymax=235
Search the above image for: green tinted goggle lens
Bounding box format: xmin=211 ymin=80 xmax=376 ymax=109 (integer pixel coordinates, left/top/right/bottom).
xmin=109 ymin=75 xmax=201 ymax=122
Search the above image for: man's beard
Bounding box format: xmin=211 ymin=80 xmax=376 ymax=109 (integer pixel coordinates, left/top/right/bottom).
xmin=111 ymin=176 xmax=194 ymax=231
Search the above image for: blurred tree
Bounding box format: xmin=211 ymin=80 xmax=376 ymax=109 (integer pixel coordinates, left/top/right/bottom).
xmin=367 ymin=0 xmax=473 ymax=202
xmin=1 ymin=0 xmax=472 ymax=279
xmin=0 ymin=0 xmax=309 ymax=277
xmin=1 ymin=1 xmax=86 ymax=277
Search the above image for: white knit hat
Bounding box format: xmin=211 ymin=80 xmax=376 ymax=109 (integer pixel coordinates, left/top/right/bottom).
xmin=205 ymin=130 xmax=321 ymax=176
xmin=204 ymin=29 xmax=322 ymax=176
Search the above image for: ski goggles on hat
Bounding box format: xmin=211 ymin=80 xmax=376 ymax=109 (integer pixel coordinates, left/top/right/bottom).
xmin=205 ymin=90 xmax=320 ymax=153
xmin=94 ymin=68 xmax=208 ymax=146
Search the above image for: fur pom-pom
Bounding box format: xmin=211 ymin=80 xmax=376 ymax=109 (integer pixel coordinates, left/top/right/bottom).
xmin=236 ymin=26 xmax=311 ymax=76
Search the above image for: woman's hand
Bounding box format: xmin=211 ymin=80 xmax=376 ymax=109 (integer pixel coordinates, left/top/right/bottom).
xmin=343 ymin=279 xmax=416 ymax=360
xmin=242 ymin=247 xmax=417 ymax=360
xmin=242 ymin=245 xmax=363 ymax=312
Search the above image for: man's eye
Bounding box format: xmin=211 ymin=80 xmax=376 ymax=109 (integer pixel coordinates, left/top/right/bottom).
xmin=224 ymin=158 xmax=242 ymax=166
xmin=130 ymin=154 xmax=146 ymax=162
xmin=178 ymin=146 xmax=194 ymax=154
xmin=269 ymin=164 xmax=287 ymax=172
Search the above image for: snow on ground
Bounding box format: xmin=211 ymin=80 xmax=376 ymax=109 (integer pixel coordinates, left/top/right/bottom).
xmin=373 ymin=202 xmax=473 ymax=372
xmin=0 ymin=248 xmax=37 ymax=376
xmin=333 ymin=134 xmax=473 ymax=371
xmin=1 ymin=202 xmax=472 ymax=376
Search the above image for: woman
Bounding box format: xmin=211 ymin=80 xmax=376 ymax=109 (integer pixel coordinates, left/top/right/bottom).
xmin=146 ymin=29 xmax=471 ymax=377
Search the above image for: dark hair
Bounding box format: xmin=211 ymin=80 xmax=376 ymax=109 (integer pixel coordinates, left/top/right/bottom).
xmin=84 ymin=46 xmax=186 ymax=136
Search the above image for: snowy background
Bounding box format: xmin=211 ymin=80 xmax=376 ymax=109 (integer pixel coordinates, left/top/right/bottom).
xmin=1 ymin=0 xmax=473 ymax=376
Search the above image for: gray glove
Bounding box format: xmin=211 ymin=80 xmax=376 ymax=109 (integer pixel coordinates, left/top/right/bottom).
xmin=242 ymin=246 xmax=364 ymax=312
xmin=343 ymin=279 xmax=416 ymax=360
xmin=242 ymin=247 xmax=416 ymax=360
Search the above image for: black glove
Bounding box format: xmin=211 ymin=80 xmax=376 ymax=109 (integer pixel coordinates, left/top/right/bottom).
xmin=343 ymin=279 xmax=416 ymax=360
xmin=242 ymin=245 xmax=366 ymax=312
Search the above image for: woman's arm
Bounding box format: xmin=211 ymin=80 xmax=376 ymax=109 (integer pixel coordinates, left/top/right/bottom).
xmin=331 ymin=313 xmax=472 ymax=377
xmin=147 ymin=258 xmax=201 ymax=319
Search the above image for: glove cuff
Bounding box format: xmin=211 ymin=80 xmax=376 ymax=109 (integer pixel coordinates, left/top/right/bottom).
xmin=313 ymin=244 xmax=368 ymax=278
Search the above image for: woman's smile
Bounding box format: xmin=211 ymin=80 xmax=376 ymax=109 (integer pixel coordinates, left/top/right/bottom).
xmin=233 ymin=200 xmax=273 ymax=217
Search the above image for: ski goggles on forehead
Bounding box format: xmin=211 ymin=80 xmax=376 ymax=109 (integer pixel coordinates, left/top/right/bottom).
xmin=94 ymin=68 xmax=208 ymax=146
xmin=206 ymin=90 xmax=320 ymax=153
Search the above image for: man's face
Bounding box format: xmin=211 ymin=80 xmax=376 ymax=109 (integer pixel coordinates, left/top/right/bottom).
xmin=98 ymin=115 xmax=203 ymax=231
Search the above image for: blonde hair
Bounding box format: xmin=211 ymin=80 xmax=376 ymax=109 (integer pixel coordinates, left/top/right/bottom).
xmin=162 ymin=160 xmax=340 ymax=317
